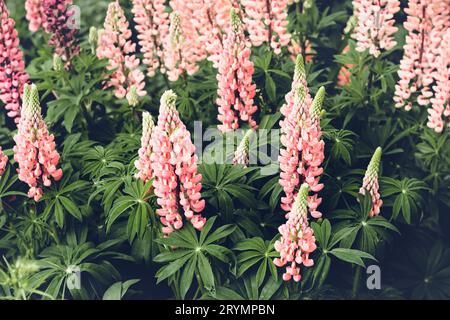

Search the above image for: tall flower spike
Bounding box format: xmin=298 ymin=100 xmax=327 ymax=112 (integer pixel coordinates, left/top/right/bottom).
xmin=241 ymin=0 xmax=291 ymax=54
xmin=42 ymin=0 xmax=80 ymax=63
xmin=97 ymin=1 xmax=146 ymax=106
xmin=13 ymin=84 xmax=63 ymax=201
xmin=215 ymin=9 xmax=258 ymax=133
xmin=0 ymin=0 xmax=30 ymax=123
xmin=233 ymin=129 xmax=254 ymax=167
xmin=162 ymin=3 xmax=206 ymax=82
xmin=301 ymin=87 xmax=326 ymax=219
xmin=428 ymin=28 xmax=450 ymax=133
xmin=279 ymin=55 xmax=325 ymax=218
xmin=360 ymin=147 xmax=383 ymax=217
xmin=25 ymin=0 xmax=45 ymax=32
xmin=274 ymin=183 xmax=317 ymax=282
xmin=0 ymin=146 xmax=7 ymax=177
xmin=135 ymin=111 xmax=155 ymax=182
xmin=394 ymin=0 xmax=449 ymax=114
xmin=352 ymin=0 xmax=400 ymax=57
xmin=131 ymin=0 xmax=169 ymax=78
xmin=190 ymin=0 xmax=240 ymax=67
xmin=150 ymin=90 xmax=206 ymax=235
xmin=88 ymin=26 xmax=98 ymax=55
xmin=280 ymin=55 xmax=312 ymax=124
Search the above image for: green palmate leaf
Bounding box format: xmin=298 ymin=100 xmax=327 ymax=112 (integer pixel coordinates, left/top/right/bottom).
xmin=106 ymin=179 xmax=153 ymax=242
xmin=323 ymin=129 xmax=357 ymax=165
xmin=154 ymin=218 xmax=235 ymax=299
xmin=380 ymin=177 xmax=427 ymax=223
xmin=234 ymin=237 xmax=278 ymax=287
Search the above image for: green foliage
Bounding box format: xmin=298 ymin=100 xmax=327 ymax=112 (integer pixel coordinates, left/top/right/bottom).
xmin=234 ymin=237 xmax=278 ymax=287
xmin=0 ymin=0 xmax=447 ymax=301
xmin=106 ymin=179 xmax=154 ymax=243
xmin=381 ymin=177 xmax=428 ymax=223
xmin=154 ymin=217 xmax=236 ymax=299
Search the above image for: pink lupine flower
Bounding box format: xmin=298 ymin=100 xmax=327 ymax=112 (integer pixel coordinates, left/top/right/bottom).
xmin=428 ymin=29 xmax=450 ymax=133
xmin=241 ymin=0 xmax=291 ymax=54
xmin=279 ymin=56 xmax=311 ymax=211
xmin=279 ymin=56 xmax=325 ymax=218
xmin=0 ymin=146 xmax=7 ymax=176
xmin=135 ymin=111 xmax=155 ymax=182
xmin=13 ymin=84 xmax=62 ymax=202
xmin=352 ymin=0 xmax=400 ymax=57
xmin=131 ymin=0 xmax=169 ymax=78
xmin=162 ymin=9 xmax=205 ymax=82
xmin=0 ymin=0 xmax=30 ymax=123
xmin=150 ymin=90 xmax=206 ymax=235
xmin=25 ymin=0 xmax=45 ymax=32
xmin=394 ymin=0 xmax=449 ymax=114
xmin=279 ymin=55 xmax=312 ymax=126
xmin=360 ymin=147 xmax=383 ymax=217
xmin=41 ymin=0 xmax=80 ymax=63
xmin=215 ymin=9 xmax=258 ymax=133
xmin=233 ymin=129 xmax=254 ymax=167
xmin=300 ymin=87 xmax=326 ymax=219
xmin=190 ymin=0 xmax=234 ymax=65
xmin=274 ymin=184 xmax=317 ymax=282
xmin=97 ymin=1 xmax=146 ymax=106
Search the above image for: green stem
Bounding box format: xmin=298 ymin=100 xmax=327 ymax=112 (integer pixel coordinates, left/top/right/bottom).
xmin=366 ymin=58 xmax=380 ymax=113
xmin=352 ymin=266 xmax=362 ymax=299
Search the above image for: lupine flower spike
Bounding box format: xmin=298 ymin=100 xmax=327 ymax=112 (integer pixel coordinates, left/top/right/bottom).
xmin=131 ymin=0 xmax=169 ymax=78
xmin=163 ymin=9 xmax=207 ymax=82
xmin=191 ymin=0 xmax=235 ymax=65
xmin=42 ymin=0 xmax=80 ymax=63
xmin=394 ymin=0 xmax=449 ymax=132
xmin=360 ymin=147 xmax=383 ymax=217
xmin=88 ymin=26 xmax=98 ymax=55
xmin=150 ymin=90 xmax=206 ymax=235
xmin=25 ymin=0 xmax=45 ymax=32
xmin=13 ymin=84 xmax=63 ymax=201
xmin=352 ymin=0 xmax=400 ymax=57
xmin=0 ymin=147 xmax=7 ymax=176
xmin=274 ymin=183 xmax=317 ymax=282
xmin=428 ymin=28 xmax=450 ymax=133
xmin=53 ymin=54 xmax=64 ymax=72
xmin=0 ymin=0 xmax=30 ymax=123
xmin=135 ymin=111 xmax=155 ymax=182
xmin=215 ymin=9 xmax=258 ymax=133
xmin=97 ymin=1 xmax=146 ymax=106
xmin=302 ymin=86 xmax=326 ymax=219
xmin=279 ymin=55 xmax=325 ymax=217
xmin=279 ymin=55 xmax=312 ymax=126
xmin=241 ymin=0 xmax=291 ymax=54
xmin=233 ymin=129 xmax=254 ymax=167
